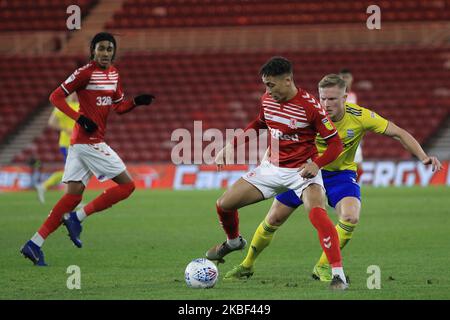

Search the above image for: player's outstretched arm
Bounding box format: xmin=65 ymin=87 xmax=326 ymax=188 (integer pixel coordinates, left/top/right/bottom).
xmin=383 ymin=121 xmax=442 ymax=171
xmin=113 ymin=94 xmax=155 ymax=115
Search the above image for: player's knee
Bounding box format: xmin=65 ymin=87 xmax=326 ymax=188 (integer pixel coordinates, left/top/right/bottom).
xmin=266 ymin=215 xmax=283 ymax=226
xmin=267 ymin=205 xmax=291 ymax=226
xmin=216 ymin=198 xmax=229 ymax=211
xmin=340 ymin=213 xmax=359 ymax=224
xmin=67 ymin=181 xmax=85 ymax=195
xmin=216 ymin=197 xmax=235 ymax=212
xmin=303 ymin=186 xmax=326 ymax=212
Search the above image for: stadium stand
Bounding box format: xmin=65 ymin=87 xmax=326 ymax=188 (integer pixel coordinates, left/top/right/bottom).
xmin=0 ymin=56 xmax=78 ymax=145
xmin=12 ymin=47 xmax=450 ymax=163
xmin=106 ymin=0 xmax=450 ymax=29
xmin=0 ymin=0 xmax=97 ymax=31
xmin=1 ymin=0 xmax=449 ymax=164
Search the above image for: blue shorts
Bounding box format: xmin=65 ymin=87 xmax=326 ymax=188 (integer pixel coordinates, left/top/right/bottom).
xmin=276 ymin=170 xmax=361 ymax=209
xmin=60 ymin=147 xmax=68 ymax=163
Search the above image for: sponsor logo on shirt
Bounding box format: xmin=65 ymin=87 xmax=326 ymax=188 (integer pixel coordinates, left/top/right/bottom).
xmin=321 ymin=118 xmax=334 ymax=131
xmin=269 ymin=128 xmax=299 ymax=142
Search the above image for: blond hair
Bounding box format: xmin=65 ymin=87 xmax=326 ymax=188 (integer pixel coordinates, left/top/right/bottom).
xmin=318 ymin=74 xmax=347 ymax=90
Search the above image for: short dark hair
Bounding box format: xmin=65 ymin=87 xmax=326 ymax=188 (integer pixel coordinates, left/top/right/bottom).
xmin=90 ymin=32 xmax=117 ymax=61
xmin=339 ymin=68 xmax=352 ymax=75
xmin=259 ymin=56 xmax=293 ymax=77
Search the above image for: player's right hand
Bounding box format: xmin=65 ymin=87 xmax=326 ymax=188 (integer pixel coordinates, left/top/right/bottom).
xmin=298 ymin=162 xmax=320 ymax=179
xmin=77 ymin=115 xmax=98 ymax=133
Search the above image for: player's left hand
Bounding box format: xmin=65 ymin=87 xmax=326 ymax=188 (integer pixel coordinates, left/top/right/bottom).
xmin=422 ymin=156 xmax=442 ymax=172
xmin=133 ymin=94 xmax=155 ymax=106
xmin=298 ymin=162 xmax=320 ymax=179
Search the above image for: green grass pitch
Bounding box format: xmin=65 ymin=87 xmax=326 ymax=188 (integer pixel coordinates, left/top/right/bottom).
xmin=1 ymin=187 xmax=449 ymax=300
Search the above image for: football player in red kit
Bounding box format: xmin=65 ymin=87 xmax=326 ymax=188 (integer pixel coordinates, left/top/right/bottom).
xmin=20 ymin=32 xmax=155 ymax=266
xmin=206 ymin=57 xmax=348 ymax=289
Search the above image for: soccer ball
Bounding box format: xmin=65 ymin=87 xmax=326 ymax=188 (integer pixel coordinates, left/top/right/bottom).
xmin=184 ymin=258 xmax=219 ymax=289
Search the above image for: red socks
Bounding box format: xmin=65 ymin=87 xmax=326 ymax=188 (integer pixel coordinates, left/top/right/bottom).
xmin=216 ymin=203 xmax=240 ymax=239
xmin=84 ymin=182 xmax=135 ymax=216
xmin=36 ymin=182 xmax=135 ymax=239
xmin=38 ymin=193 xmax=82 ymax=238
xmin=309 ymin=207 xmax=342 ymax=267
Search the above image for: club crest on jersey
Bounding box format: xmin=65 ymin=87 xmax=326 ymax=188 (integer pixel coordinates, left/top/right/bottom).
xmin=321 ymin=118 xmax=334 ymax=131
xmin=64 ymin=73 xmax=76 ymax=84
xmin=347 ymin=129 xmax=355 ymax=138
xmin=288 ymin=118 xmax=297 ymax=129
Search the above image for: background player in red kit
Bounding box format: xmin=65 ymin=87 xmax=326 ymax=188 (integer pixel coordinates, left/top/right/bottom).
xmin=20 ymin=32 xmax=155 ymax=266
xmin=206 ymin=57 xmax=348 ymax=289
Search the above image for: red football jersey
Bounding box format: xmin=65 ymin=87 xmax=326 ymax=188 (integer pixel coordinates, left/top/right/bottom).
xmin=260 ymin=88 xmax=338 ymax=168
xmin=60 ymin=61 xmax=125 ymax=144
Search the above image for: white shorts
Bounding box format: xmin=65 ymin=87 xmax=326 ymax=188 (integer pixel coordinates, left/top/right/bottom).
xmin=62 ymin=143 xmax=127 ymax=186
xmin=242 ymin=160 xmax=324 ymax=199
